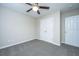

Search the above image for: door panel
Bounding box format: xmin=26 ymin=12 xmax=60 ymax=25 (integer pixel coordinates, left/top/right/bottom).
xmin=40 ymin=18 xmax=54 ymax=43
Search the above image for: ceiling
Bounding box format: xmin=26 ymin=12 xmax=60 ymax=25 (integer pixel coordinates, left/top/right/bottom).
xmin=0 ymin=3 xmax=79 ymax=18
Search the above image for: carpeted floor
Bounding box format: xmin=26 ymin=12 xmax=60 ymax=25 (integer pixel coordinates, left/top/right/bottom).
xmin=0 ymin=39 xmax=79 ymax=56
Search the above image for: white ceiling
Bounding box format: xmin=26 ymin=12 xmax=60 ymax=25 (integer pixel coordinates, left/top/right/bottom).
xmin=0 ymin=3 xmax=79 ymax=18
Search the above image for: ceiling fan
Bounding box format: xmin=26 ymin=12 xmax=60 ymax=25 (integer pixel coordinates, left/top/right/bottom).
xmin=25 ymin=3 xmax=50 ymax=14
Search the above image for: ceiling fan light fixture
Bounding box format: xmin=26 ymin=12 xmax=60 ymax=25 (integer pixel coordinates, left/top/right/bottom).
xmin=32 ymin=6 xmax=39 ymax=11
xmin=26 ymin=3 xmax=50 ymax=14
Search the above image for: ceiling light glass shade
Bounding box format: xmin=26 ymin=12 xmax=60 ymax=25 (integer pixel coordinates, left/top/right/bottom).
xmin=32 ymin=6 xmax=39 ymax=11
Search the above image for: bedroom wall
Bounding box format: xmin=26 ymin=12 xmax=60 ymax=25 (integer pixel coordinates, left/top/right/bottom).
xmin=0 ymin=7 xmax=37 ymax=49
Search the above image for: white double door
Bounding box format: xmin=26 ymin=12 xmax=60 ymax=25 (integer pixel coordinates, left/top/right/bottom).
xmin=40 ymin=18 xmax=54 ymax=43
xmin=65 ymin=15 xmax=79 ymax=47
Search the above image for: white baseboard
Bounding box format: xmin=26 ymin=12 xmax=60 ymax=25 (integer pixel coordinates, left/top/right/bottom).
xmin=51 ymin=41 xmax=60 ymax=46
xmin=63 ymin=42 xmax=79 ymax=48
xmin=38 ymin=39 xmax=60 ymax=46
xmin=0 ymin=39 xmax=34 ymax=49
xmin=0 ymin=39 xmax=61 ymax=49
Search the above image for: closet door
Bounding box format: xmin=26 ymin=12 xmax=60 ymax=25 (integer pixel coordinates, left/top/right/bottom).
xmin=40 ymin=18 xmax=54 ymax=43
xmin=65 ymin=15 xmax=79 ymax=47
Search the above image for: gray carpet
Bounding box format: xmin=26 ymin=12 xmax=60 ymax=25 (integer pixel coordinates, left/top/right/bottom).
xmin=0 ymin=39 xmax=79 ymax=56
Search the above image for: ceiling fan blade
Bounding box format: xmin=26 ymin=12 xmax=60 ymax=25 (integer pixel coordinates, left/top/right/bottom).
xmin=26 ymin=3 xmax=32 ymax=6
xmin=39 ymin=6 xmax=49 ymax=9
xmin=26 ymin=8 xmax=32 ymax=12
xmin=37 ymin=10 xmax=40 ymax=14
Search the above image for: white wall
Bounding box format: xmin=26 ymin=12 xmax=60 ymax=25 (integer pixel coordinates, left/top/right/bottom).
xmin=61 ymin=9 xmax=79 ymax=43
xmin=0 ymin=7 xmax=37 ymax=49
xmin=38 ymin=11 xmax=60 ymax=46
xmin=35 ymin=19 xmax=40 ymax=39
